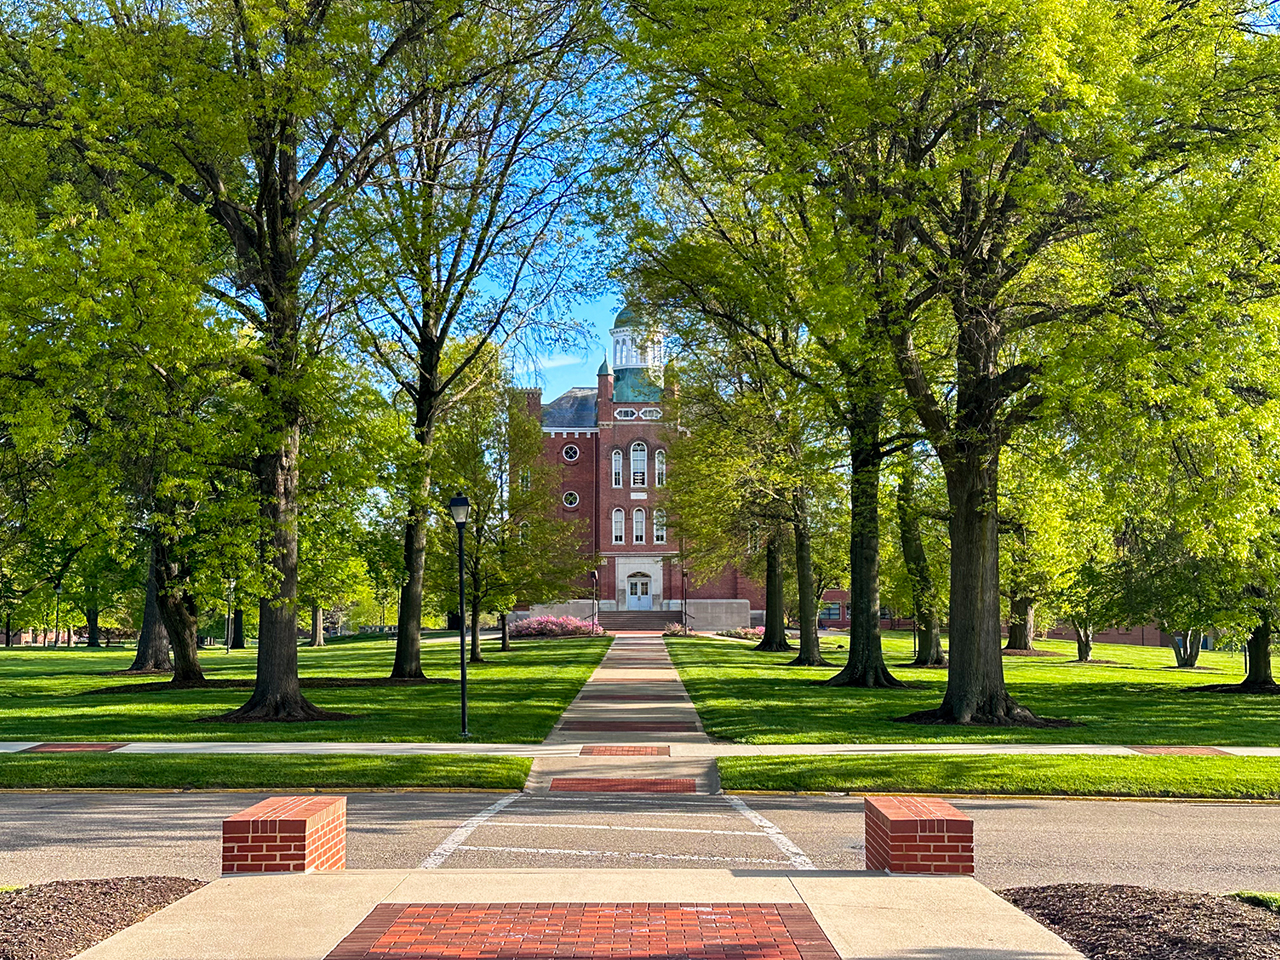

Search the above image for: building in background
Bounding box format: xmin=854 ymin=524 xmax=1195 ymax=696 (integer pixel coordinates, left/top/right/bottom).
xmin=517 ymin=308 xmax=763 ymax=631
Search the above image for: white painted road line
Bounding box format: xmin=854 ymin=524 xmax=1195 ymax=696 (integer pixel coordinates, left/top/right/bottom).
xmin=454 ymin=845 xmax=790 ymax=866
xmin=724 ymin=794 xmax=816 ymax=870
xmin=492 ymin=822 xmax=767 ymax=836
xmin=419 ymin=793 xmax=523 ymax=869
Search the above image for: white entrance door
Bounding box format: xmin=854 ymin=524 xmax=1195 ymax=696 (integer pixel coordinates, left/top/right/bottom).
xmin=627 ymin=576 xmax=653 ymax=610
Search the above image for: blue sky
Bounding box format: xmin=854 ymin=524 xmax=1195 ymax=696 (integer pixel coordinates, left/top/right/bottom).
xmin=514 ymin=290 xmax=626 ymax=401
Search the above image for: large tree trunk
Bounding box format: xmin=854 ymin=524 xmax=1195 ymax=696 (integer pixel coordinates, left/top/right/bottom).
xmin=151 ymin=543 xmax=206 ymax=688
xmin=469 ymin=599 xmax=483 ymax=664
xmin=1168 ymin=626 xmax=1203 ymax=668
xmin=1243 ymin=606 xmax=1276 ymax=689
xmin=755 ymin=535 xmax=791 ymax=652
xmin=788 ymin=492 xmax=831 ymax=667
xmin=1072 ymin=621 xmax=1094 ymax=662
xmin=897 ymin=465 xmax=945 ymax=667
xmin=310 ymin=603 xmax=325 ymax=647
xmin=3 ymin=610 xmax=10 ymax=648
xmin=500 ymin=613 xmax=510 ymax=652
xmin=392 ymin=389 xmax=439 ymax=679
xmin=86 ymin=606 xmax=101 ymax=648
xmin=129 ymin=549 xmax=173 ymax=673
xmin=231 ymin=608 xmax=245 ymax=650
xmin=220 ymin=428 xmax=342 ymax=720
xmin=1006 ymin=595 xmax=1036 ymax=651
xmin=901 ymin=450 xmax=1039 ymax=724
xmin=827 ymin=409 xmax=901 ymax=686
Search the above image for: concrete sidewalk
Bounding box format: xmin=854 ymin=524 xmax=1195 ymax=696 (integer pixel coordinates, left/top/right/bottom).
xmin=76 ymin=868 xmax=1083 ymax=960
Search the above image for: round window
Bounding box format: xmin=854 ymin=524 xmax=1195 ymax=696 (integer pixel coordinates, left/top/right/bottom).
xmin=563 ymin=444 xmax=580 ymax=462
xmin=563 ymin=491 xmax=580 ymax=508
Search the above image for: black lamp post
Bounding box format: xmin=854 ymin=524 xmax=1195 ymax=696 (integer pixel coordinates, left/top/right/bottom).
xmin=682 ymin=568 xmax=688 ymax=631
xmin=591 ymin=569 xmax=598 ymax=633
xmin=53 ymin=581 xmax=62 ymax=648
xmin=449 ymin=495 xmax=472 ymax=737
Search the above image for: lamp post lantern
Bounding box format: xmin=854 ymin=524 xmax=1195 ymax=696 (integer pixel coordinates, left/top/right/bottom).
xmin=53 ymin=580 xmax=63 ymax=648
xmin=449 ymin=495 xmax=472 ymax=737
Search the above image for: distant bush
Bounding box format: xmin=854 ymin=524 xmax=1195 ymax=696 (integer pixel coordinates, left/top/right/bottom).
xmin=663 ymin=623 xmax=696 ymax=636
xmin=719 ymin=626 xmax=765 ymax=640
xmin=508 ymin=615 xmax=604 ymax=638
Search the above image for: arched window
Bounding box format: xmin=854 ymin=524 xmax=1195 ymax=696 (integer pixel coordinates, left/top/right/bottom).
xmin=633 ymin=508 xmax=646 ymax=543
xmin=611 ymin=450 xmax=623 ymax=488
xmin=518 ymin=468 xmax=531 ymax=493
xmin=655 ymin=450 xmax=666 ymax=487
xmin=518 ymin=521 xmax=530 ymax=545
xmin=612 ymin=508 xmax=625 ymax=544
xmin=654 ymin=509 xmax=667 ymax=545
xmin=631 ymin=441 xmax=647 ymax=487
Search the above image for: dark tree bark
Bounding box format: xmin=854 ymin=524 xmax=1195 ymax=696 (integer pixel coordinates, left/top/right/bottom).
xmin=500 ymin=613 xmax=510 ymax=652
xmin=151 ymin=541 xmax=206 ymax=688
xmin=86 ymin=606 xmax=101 ymax=648
xmin=900 ymin=448 xmax=1041 ymax=725
xmin=1072 ymin=621 xmax=1094 ymax=662
xmin=1243 ymin=606 xmax=1276 ymax=689
xmin=469 ymin=599 xmax=484 ymax=664
xmin=1006 ymin=595 xmax=1036 ymax=651
xmin=3 ymin=610 xmax=10 ymax=648
xmin=788 ymin=491 xmax=831 ymax=667
xmin=310 ymin=603 xmax=325 ymax=647
xmin=218 ymin=430 xmax=345 ymax=721
xmin=755 ymin=535 xmax=792 ymax=652
xmin=392 ymin=370 xmax=441 ymax=679
xmin=827 ymin=409 xmax=901 ymax=686
xmin=231 ymin=608 xmax=245 ymax=650
xmin=129 ymin=550 xmax=173 ymax=673
xmin=897 ymin=465 xmax=945 ymax=667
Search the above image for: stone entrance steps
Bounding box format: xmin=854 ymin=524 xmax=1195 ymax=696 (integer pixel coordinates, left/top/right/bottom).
xmin=596 ymin=611 xmax=673 ymax=631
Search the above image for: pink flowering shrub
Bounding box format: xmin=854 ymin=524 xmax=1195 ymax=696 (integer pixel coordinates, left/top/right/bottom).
xmin=663 ymin=623 xmax=696 ymax=636
xmin=719 ymin=626 xmax=765 ymax=640
xmin=508 ymin=615 xmax=605 ymax=638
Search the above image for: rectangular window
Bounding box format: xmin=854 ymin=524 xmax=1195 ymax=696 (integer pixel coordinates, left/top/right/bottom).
xmin=654 ymin=511 xmax=666 ymax=545
xmin=612 ymin=509 xmax=624 ymax=544
xmin=633 ymin=509 xmax=645 ymax=543
xmin=611 ymin=451 xmax=623 ymax=488
xmin=820 ymin=603 xmax=842 ymax=621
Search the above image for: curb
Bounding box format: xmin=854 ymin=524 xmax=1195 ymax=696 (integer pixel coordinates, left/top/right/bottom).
xmin=724 ymin=789 xmax=1280 ymax=805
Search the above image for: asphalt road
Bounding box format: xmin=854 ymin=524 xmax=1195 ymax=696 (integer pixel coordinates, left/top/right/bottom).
xmin=2 ymin=791 xmax=1276 ymax=893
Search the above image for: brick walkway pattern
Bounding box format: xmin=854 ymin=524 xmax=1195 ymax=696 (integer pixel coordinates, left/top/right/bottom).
xmin=325 ymin=903 xmax=840 ymax=960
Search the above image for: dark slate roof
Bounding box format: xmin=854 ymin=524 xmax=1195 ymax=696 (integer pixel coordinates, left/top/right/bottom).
xmin=613 ymin=367 xmax=664 ymax=402
xmin=541 ymin=387 xmax=598 ymax=428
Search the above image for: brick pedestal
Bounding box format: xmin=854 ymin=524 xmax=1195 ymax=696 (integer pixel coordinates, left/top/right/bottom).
xmin=864 ymin=797 xmax=973 ymax=875
xmin=222 ymin=796 xmax=346 ymax=874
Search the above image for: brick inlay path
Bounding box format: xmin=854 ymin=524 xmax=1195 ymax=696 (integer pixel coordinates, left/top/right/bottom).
xmin=325 ymin=903 xmax=840 ymax=960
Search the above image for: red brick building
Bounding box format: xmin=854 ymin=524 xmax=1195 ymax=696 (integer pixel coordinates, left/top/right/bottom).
xmin=520 ymin=308 xmax=763 ymax=629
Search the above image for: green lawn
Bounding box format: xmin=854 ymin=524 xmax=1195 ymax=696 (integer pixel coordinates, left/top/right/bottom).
xmin=0 ymin=753 xmax=529 ymax=790
xmin=0 ymin=635 xmax=609 ymax=743
xmin=1233 ymin=892 xmax=1280 ymax=913
xmin=718 ymin=754 xmax=1280 ymax=799
xmin=668 ymin=633 xmax=1280 ymax=745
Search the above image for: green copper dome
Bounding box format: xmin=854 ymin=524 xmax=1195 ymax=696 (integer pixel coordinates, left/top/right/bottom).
xmin=613 ymin=306 xmax=638 ymax=328
xmin=597 ymin=354 xmax=612 ymax=376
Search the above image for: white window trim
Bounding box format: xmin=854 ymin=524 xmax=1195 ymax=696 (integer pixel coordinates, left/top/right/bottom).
xmin=615 ymin=408 xmax=638 ymax=420
xmin=612 ymin=508 xmax=625 ymax=544
xmin=563 ymin=491 xmax=580 ymax=508
xmin=562 ymin=444 xmax=580 ymax=462
xmin=640 ymin=408 xmax=662 ymax=420
xmin=654 ymin=509 xmax=666 ymax=544
xmin=611 ymin=450 xmax=623 ymax=488
xmin=632 ymin=508 xmax=645 ymax=544
xmin=655 ymin=450 xmax=666 ymax=487
xmin=631 ymin=441 xmax=647 ymax=488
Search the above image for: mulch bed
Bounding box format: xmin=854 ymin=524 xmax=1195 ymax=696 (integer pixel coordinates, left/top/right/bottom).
xmin=1001 ymin=883 xmax=1280 ymax=960
xmin=0 ymin=877 xmax=204 ymax=960
xmin=89 ymin=676 xmax=454 ymax=695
